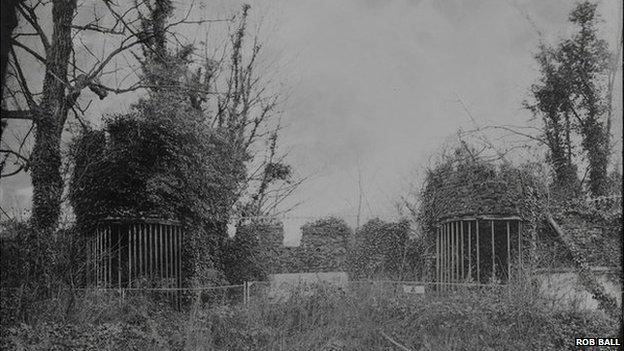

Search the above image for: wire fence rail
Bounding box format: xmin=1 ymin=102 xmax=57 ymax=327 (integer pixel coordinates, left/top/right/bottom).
xmin=0 ymin=279 xmax=518 ymax=313
xmin=0 ymin=280 xmax=507 ymax=303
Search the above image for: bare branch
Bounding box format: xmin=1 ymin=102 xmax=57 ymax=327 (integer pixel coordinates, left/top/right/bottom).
xmin=9 ymin=47 xmax=38 ymax=108
xmin=71 ymin=23 xmax=125 ymax=35
xmin=11 ymin=39 xmax=46 ymax=64
xmin=1 ymin=110 xmax=33 ymax=120
xmin=0 ymin=148 xmax=30 ymax=163
xmin=17 ymin=2 xmax=50 ymax=53
xmin=1 ymin=165 xmax=25 ymax=178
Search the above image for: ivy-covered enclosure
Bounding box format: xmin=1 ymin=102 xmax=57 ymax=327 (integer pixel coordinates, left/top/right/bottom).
xmin=70 ymin=91 xmax=246 ymax=297
xmin=420 ymin=147 xmax=544 ymax=286
xmin=88 ymin=218 xmax=184 ymax=306
xmin=435 ymin=217 xmax=523 ymax=287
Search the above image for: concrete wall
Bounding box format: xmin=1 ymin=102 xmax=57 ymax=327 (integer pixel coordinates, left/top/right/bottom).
xmin=534 ymin=268 xmax=621 ymax=310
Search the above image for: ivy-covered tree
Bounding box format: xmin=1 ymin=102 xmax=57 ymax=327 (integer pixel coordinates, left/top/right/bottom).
xmin=526 ymin=1 xmax=615 ymax=197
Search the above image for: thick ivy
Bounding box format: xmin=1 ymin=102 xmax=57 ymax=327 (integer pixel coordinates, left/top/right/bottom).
xmin=69 ymin=93 xmax=246 ymax=287
xmin=418 ymin=146 xmax=545 ymax=277
xmin=299 ymin=217 xmax=351 ymax=273
xmin=347 ymin=218 xmax=413 ymax=280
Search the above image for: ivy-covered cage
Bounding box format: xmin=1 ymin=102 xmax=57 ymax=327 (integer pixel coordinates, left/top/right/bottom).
xmin=87 ymin=217 xmax=184 ymax=306
xmin=420 ymin=147 xmax=543 ymax=291
xmin=435 ymin=215 xmax=524 ymax=289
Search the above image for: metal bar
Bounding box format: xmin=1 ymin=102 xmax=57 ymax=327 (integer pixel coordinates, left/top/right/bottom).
xmin=468 ymin=220 xmax=472 ymax=282
xmin=436 ymin=226 xmax=440 ymax=285
xmin=88 ymin=235 xmax=91 ymax=286
xmin=476 ymin=220 xmax=480 ymax=283
xmin=159 ymin=223 xmax=164 ymax=283
xmin=460 ymin=220 xmax=464 ymax=282
xmin=98 ymin=228 xmax=101 ymax=288
xmin=446 ymin=222 xmax=450 ymax=287
xmin=128 ymin=224 xmax=132 ymax=288
xmin=95 ymin=229 xmax=99 ymax=287
xmin=93 ymin=231 xmax=96 ymax=287
xmin=162 ymin=224 xmax=166 ymax=301
xmin=96 ymin=233 xmax=98 ymax=286
xmin=117 ymin=224 xmax=121 ymax=289
xmin=161 ymin=224 xmax=166 ymax=300
xmin=145 ymin=224 xmax=149 ymax=279
xmin=491 ymin=220 xmax=495 ymax=282
xmin=111 ymin=225 xmax=114 ymax=288
xmin=518 ymin=221 xmax=522 ymax=278
xmin=100 ymin=229 xmax=103 ymax=287
xmin=167 ymin=224 xmax=172 ymax=301
xmin=99 ymin=231 xmax=101 ymax=286
xmin=168 ymin=225 xmax=172 ymax=304
xmin=173 ymin=224 xmax=178 ymax=306
xmin=144 ymin=223 xmax=148 ymax=279
xmin=108 ymin=226 xmax=111 ymax=288
xmin=177 ymin=225 xmax=182 ymax=308
xmin=448 ymin=222 xmax=452 ymax=287
xmin=450 ymin=221 xmax=454 ymax=285
xmin=451 ymin=221 xmax=455 ymax=284
xmin=456 ymin=221 xmax=459 ymax=284
xmin=438 ymin=215 xmax=522 ymax=224
xmin=506 ymin=221 xmax=510 ymax=281
xmin=442 ymin=223 xmax=446 ymax=290
xmin=456 ymin=222 xmax=460 ymax=284
xmin=94 ymin=234 xmax=97 ymax=286
xmin=100 ymin=228 xmax=103 ymax=287
xmin=439 ymin=224 xmax=443 ymax=290
xmin=179 ymin=226 xmax=183 ymax=305
xmin=138 ymin=223 xmax=143 ymax=279
xmin=446 ymin=223 xmax=450 ymax=290
xmin=164 ymin=225 xmax=168 ymax=301
xmin=101 ymin=227 xmax=105 ymax=288
xmin=105 ymin=226 xmax=108 ymax=288
xmin=135 ymin=223 xmax=139 ymax=284
xmin=149 ymin=223 xmax=153 ymax=279
xmin=86 ymin=235 xmax=90 ymax=286
xmin=144 ymin=223 xmax=147 ymax=279
xmin=453 ymin=221 xmax=458 ymax=285
xmin=169 ymin=225 xmax=174 ymax=304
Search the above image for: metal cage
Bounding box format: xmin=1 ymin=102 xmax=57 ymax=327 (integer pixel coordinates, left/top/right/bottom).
xmin=87 ymin=218 xmax=184 ymax=304
xmin=435 ymin=216 xmax=523 ymax=289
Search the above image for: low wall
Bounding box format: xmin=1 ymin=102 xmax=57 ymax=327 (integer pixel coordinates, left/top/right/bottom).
xmin=534 ymin=267 xmax=621 ymax=310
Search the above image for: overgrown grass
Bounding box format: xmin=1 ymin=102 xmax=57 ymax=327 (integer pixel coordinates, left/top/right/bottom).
xmin=1 ymin=281 xmax=619 ymax=350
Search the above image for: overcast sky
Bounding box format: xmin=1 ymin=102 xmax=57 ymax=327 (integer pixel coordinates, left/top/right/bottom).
xmin=1 ymin=0 xmax=622 ymax=245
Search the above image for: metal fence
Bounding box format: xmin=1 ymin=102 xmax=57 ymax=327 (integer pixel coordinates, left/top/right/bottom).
xmin=0 ymin=279 xmax=521 ymax=321
xmin=435 ymin=217 xmax=523 ymax=288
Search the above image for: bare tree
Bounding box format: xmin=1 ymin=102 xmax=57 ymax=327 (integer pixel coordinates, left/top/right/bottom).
xmin=1 ymin=0 xmax=230 ymax=294
xmin=161 ymin=4 xmax=305 ymax=220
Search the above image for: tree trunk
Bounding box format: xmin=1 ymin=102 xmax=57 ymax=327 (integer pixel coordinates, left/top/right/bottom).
xmin=31 ymin=0 xmax=76 ymax=232
xmin=0 ymin=0 xmax=20 ymax=141
xmin=28 ymin=0 xmax=76 ymax=295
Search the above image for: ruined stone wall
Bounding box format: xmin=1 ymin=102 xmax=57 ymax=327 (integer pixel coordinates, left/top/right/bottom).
xmin=298 ymin=217 xmax=350 ymax=272
xmin=237 ymin=217 xmax=351 ymax=274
